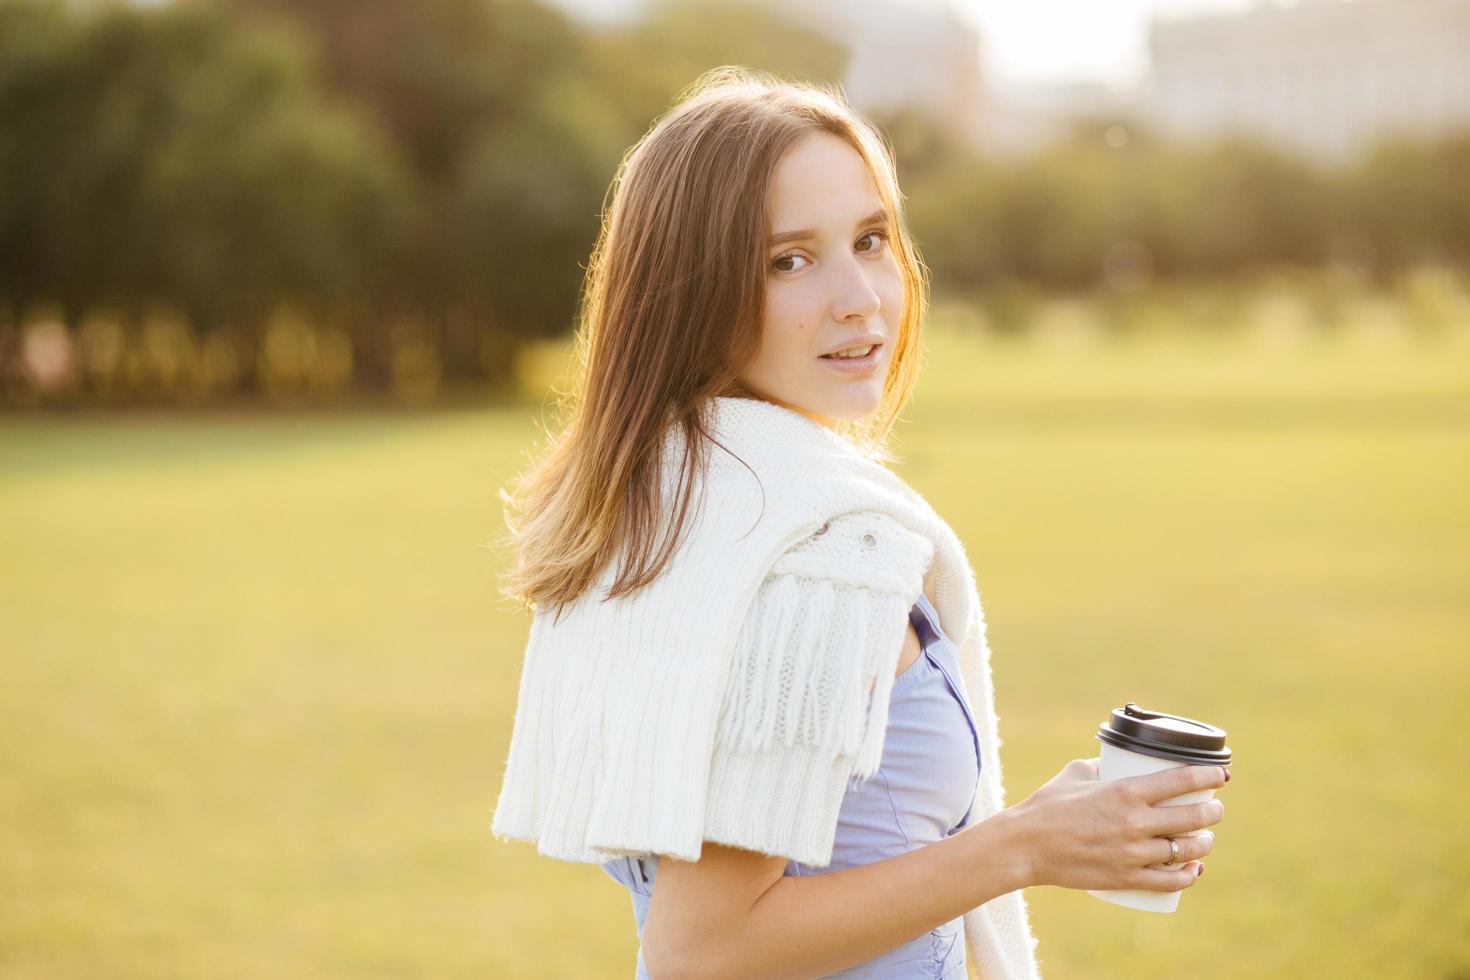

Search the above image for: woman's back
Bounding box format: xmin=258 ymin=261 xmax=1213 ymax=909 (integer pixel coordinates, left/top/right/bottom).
xmin=603 ymin=591 xmax=982 ymax=978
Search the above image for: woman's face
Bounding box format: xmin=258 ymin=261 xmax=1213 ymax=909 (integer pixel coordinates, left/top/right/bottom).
xmin=738 ymin=132 xmax=903 ymax=430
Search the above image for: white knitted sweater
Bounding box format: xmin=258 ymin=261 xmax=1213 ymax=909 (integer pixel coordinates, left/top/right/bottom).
xmin=491 ymin=395 xmax=1043 ymax=978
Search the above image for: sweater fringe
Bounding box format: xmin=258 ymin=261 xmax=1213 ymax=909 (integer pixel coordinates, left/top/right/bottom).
xmin=717 ymin=572 xmax=913 ymax=782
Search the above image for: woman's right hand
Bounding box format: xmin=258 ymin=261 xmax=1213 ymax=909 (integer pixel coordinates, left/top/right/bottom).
xmin=1006 ymin=757 xmax=1227 ymax=893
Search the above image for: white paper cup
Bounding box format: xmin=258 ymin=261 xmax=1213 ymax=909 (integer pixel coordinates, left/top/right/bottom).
xmin=1085 ymin=703 xmax=1231 ymax=914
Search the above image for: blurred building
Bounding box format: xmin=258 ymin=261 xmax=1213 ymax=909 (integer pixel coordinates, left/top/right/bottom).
xmin=976 ymin=79 xmax=1137 ymax=158
xmin=1146 ymin=0 xmax=1470 ymax=163
xmin=542 ymin=0 xmax=644 ymax=26
xmin=776 ymin=0 xmax=987 ymax=147
xmin=544 ymin=0 xmax=988 ymax=148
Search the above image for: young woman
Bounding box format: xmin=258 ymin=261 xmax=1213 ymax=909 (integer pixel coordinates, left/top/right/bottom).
xmin=490 ymin=68 xmax=1225 ymax=979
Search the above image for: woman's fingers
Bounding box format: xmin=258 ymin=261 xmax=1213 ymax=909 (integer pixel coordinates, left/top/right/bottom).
xmin=1125 ymin=764 xmax=1229 ymax=805
xmin=1148 ymin=797 xmax=1224 ymax=837
xmin=1141 ymin=830 xmax=1215 ymax=869
xmin=1131 ymin=861 xmax=1205 ymax=892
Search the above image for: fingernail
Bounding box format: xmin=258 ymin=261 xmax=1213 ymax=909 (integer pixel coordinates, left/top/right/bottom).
xmin=1197 ymin=863 xmax=1205 ymax=877
xmin=1222 ymin=767 xmax=1231 ymax=783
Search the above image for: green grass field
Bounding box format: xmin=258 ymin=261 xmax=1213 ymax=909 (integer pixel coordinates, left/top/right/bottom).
xmin=3 ymin=312 xmax=1468 ymax=979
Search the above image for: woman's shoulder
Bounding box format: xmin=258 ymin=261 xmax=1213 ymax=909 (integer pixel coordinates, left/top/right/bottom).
xmin=768 ymin=508 xmax=934 ymax=596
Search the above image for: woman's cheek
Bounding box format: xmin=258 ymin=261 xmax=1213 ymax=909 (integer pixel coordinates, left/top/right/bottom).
xmin=756 ymin=306 xmax=802 ymax=376
xmin=765 ymin=296 xmax=815 ymax=349
xmin=879 ymin=263 xmax=904 ymax=315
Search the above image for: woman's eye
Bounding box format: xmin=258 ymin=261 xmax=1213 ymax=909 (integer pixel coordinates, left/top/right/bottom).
xmin=771 ymin=230 xmax=891 ymax=274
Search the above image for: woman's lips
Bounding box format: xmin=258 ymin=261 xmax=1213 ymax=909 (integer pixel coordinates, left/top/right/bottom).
xmin=818 ymin=343 xmax=882 ymax=373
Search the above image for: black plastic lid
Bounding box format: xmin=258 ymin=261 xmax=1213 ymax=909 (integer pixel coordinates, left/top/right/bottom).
xmin=1094 ymin=702 xmax=1232 ymax=766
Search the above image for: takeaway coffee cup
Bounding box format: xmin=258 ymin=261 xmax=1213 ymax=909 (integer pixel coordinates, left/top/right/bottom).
xmin=1087 ymin=702 xmax=1232 ymax=913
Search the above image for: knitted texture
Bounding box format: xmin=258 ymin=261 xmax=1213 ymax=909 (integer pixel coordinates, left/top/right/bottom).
xmin=706 ymin=511 xmax=928 ymax=867
xmin=490 ymin=395 xmax=1042 ymax=978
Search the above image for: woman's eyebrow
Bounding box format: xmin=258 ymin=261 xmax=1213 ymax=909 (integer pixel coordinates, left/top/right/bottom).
xmin=768 ymin=207 xmax=889 ymax=246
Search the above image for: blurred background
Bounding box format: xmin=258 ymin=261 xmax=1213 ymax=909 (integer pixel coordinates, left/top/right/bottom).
xmin=1 ymin=0 xmax=1466 ymax=977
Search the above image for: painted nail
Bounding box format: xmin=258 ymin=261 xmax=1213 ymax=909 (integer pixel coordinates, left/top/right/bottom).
xmin=1222 ymin=767 xmax=1231 ymax=783
xmin=1197 ymin=863 xmax=1205 ymax=877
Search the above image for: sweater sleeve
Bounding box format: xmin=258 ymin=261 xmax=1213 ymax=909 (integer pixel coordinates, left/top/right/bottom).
xmin=700 ymin=510 xmax=935 ymax=868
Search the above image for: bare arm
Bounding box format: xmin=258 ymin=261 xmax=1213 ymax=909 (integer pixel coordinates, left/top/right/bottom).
xmin=642 ymin=806 xmax=1032 ymax=980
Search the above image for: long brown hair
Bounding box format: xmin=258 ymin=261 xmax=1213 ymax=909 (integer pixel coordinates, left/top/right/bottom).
xmin=494 ymin=66 xmax=930 ymax=617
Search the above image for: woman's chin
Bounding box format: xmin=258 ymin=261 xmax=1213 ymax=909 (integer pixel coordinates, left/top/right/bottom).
xmin=808 ymin=386 xmax=884 ymax=423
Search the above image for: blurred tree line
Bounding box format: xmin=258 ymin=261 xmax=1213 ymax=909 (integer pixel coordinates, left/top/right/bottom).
xmin=0 ymin=0 xmax=1466 ymax=407
xmin=906 ymin=118 xmax=1470 ymax=295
